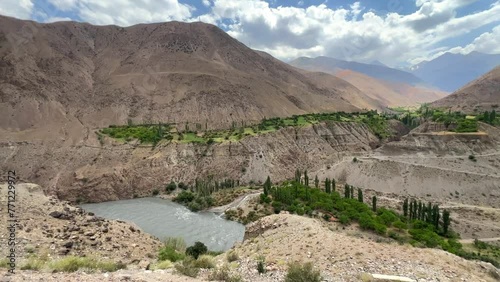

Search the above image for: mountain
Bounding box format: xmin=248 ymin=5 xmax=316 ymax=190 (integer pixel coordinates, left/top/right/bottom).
xmin=411 ymin=52 xmax=500 ymax=92
xmin=430 ymin=66 xmax=500 ymax=112
xmin=0 ymin=15 xmax=375 ymax=137
xmin=289 ymin=56 xmax=424 ymax=85
xmin=334 ymin=70 xmax=447 ymax=107
xmin=289 ymin=57 xmax=446 ymax=107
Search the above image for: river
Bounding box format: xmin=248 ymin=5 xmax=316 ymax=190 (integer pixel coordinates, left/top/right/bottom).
xmin=80 ymin=197 xmax=245 ymax=251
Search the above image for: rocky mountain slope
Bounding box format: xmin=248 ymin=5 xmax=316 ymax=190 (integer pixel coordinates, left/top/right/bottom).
xmin=0 ymin=183 xmax=161 ymax=264
xmin=430 ymin=66 xmax=500 ymax=112
xmin=412 ymin=52 xmax=500 ymax=92
xmin=0 ymin=121 xmax=381 ymax=203
xmin=0 ymin=15 xmax=374 ymax=135
xmin=289 ymin=56 xmax=446 ymax=107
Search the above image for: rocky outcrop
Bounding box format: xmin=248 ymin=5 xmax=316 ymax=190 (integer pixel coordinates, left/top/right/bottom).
xmin=0 ymin=183 xmax=161 ymax=263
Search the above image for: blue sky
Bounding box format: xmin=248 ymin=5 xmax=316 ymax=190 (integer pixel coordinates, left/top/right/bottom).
xmin=1 ymin=0 xmax=499 ymax=67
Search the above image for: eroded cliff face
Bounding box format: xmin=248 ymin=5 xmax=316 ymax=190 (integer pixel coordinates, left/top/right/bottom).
xmin=0 ymin=121 xmax=379 ymax=203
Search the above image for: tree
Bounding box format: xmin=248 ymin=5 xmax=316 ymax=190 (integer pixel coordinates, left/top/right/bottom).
xmin=324 ymin=178 xmax=331 ymax=194
xmin=357 ymin=188 xmax=363 ymax=203
xmin=186 ymin=241 xmax=207 ymax=259
xmin=433 ymin=205 xmax=440 ymax=230
xmin=403 ymin=198 xmax=409 ymax=218
xmin=409 ymin=201 xmax=413 ymax=220
xmin=443 ymin=209 xmax=451 ymax=235
xmin=166 ymin=181 xmax=177 ymax=192
xmin=314 ymin=175 xmax=319 ymax=189
xmin=491 ymin=110 xmax=497 ymax=124
xmin=304 ymin=170 xmax=309 ymax=187
xmin=350 ymin=186 xmax=354 ymax=199
xmin=344 ymin=184 xmax=350 ymax=198
xmin=483 ymin=111 xmax=490 ymax=124
xmin=331 ymin=178 xmax=336 ymax=193
xmin=372 ymin=196 xmax=377 ymax=212
xmin=264 ymin=176 xmax=271 ymax=196
xmin=295 ymin=169 xmax=301 ymax=183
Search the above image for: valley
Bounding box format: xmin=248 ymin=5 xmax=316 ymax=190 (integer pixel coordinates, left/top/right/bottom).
xmin=1 ymin=12 xmax=500 ymax=282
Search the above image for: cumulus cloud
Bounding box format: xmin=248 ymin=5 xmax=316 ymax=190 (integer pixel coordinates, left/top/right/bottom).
xmin=47 ymin=0 xmax=194 ymax=26
xmin=0 ymin=0 xmax=33 ymax=19
xmin=419 ymin=25 xmax=500 ymax=62
xmin=199 ymin=0 xmax=500 ymax=66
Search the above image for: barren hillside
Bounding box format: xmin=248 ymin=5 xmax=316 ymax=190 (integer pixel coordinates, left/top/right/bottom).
xmin=430 ymin=66 xmax=500 ymax=112
xmin=0 ymin=15 xmax=370 ymax=136
xmin=290 ymin=57 xmax=447 ymax=107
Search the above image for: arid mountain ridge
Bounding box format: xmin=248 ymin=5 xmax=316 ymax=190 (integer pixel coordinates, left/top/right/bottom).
xmin=289 ymin=56 xmax=448 ymax=106
xmin=0 ymin=14 xmax=381 ymax=137
xmin=431 ymin=66 xmax=500 ymax=112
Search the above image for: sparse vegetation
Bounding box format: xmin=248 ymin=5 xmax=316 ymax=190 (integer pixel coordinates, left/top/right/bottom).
xmin=101 ymin=110 xmax=395 ymax=145
xmin=285 ymin=261 xmax=322 ymax=282
xmin=226 ymin=250 xmax=239 ymax=262
xmin=209 ymin=265 xmax=242 ymax=282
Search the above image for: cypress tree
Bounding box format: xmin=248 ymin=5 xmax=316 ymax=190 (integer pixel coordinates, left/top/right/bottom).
xmin=413 ymin=200 xmax=418 ymax=220
xmin=426 ymin=202 xmax=432 ymax=223
xmin=350 ymin=186 xmax=354 ymax=199
xmin=295 ymin=169 xmax=301 ymax=183
xmin=344 ymin=184 xmax=350 ymax=198
xmin=357 ymin=188 xmax=363 ymax=203
xmin=325 ymin=178 xmax=331 ymax=194
xmin=443 ymin=209 xmax=451 ymax=235
xmin=304 ymin=170 xmax=309 ymax=187
xmin=331 ymin=178 xmax=336 ymax=193
xmin=314 ymin=175 xmax=319 ymax=189
xmin=410 ymin=201 xmax=413 ymax=220
xmin=403 ymin=198 xmax=409 ymax=218
xmin=264 ymin=176 xmax=271 ymax=196
xmin=433 ymin=205 xmax=440 ymax=231
xmin=372 ymin=195 xmax=377 ymax=212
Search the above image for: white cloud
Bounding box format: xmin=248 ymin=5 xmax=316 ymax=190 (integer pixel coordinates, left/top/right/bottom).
xmin=202 ymin=0 xmax=211 ymax=7
xmin=198 ymin=0 xmax=500 ymax=67
xmin=0 ymin=0 xmax=33 ymax=19
xmin=47 ymin=0 xmax=194 ymax=26
xmin=45 ymin=16 xmax=73 ymax=23
xmin=47 ymin=0 xmax=77 ymax=11
xmin=418 ymin=25 xmax=500 ymax=62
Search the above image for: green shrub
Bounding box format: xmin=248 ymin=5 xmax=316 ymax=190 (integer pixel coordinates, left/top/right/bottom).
xmin=166 ymin=181 xmax=177 ymax=192
xmin=150 ymin=260 xmax=173 ymax=270
xmin=164 ymin=237 xmax=187 ymax=253
xmin=20 ymin=257 xmax=46 ymax=271
xmin=48 ymin=256 xmax=124 ymax=273
xmin=158 ymin=246 xmax=185 ymax=262
xmin=174 ymin=191 xmax=195 ymax=203
xmin=226 ymin=250 xmax=239 ymax=262
xmin=194 ymin=255 xmax=215 ymax=269
xmin=393 ymin=220 xmax=407 ymax=230
xmin=175 ymin=257 xmax=199 ymax=278
xmin=374 ymin=223 xmax=387 ymax=235
xmin=285 ymin=262 xmax=322 ymax=282
xmin=186 ymin=242 xmax=208 ymax=259
xmin=0 ymin=258 xmax=9 ymax=268
xmin=209 ymin=265 xmax=242 ymax=282
xmin=257 ymin=256 xmax=266 ymax=274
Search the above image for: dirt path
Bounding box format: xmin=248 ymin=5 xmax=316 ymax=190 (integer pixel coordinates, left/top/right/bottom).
xmin=359 ymin=156 xmax=500 ymax=178
xmin=459 ymin=237 xmax=500 ymax=244
xmin=208 ymin=191 xmax=261 ymax=214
